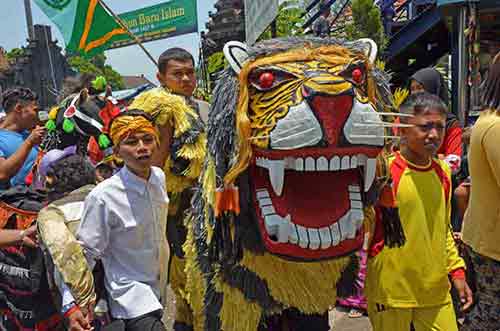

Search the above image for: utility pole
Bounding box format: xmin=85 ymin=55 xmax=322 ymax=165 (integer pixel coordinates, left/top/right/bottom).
xmin=24 ymin=0 xmax=35 ymax=40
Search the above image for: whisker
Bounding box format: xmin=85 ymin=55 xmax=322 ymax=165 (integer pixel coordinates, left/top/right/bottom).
xmin=353 ymin=123 xmax=415 ymax=128
xmin=350 ymin=134 xmax=401 ymax=139
xmin=271 ymin=128 xmax=316 ymax=143
xmin=377 ymin=112 xmax=414 ymax=117
xmin=248 ymin=122 xmax=310 ymax=141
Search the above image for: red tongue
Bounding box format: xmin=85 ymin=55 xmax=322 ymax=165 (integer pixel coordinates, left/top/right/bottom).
xmin=252 ymin=166 xmax=360 ymax=228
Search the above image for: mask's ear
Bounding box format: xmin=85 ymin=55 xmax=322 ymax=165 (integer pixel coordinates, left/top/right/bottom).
xmin=223 ymin=41 xmax=249 ymax=74
xmin=357 ymin=38 xmax=378 ymax=64
xmin=79 ymin=88 xmax=89 ymax=105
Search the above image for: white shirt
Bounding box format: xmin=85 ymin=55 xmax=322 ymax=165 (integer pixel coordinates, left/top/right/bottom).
xmin=71 ymin=166 xmax=169 ymax=319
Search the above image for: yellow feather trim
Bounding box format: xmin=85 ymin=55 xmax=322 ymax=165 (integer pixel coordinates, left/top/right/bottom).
xmin=177 ymin=135 xmax=207 ymax=161
xmin=393 ymin=87 xmax=409 ymax=109
xmin=241 ymin=251 xmax=350 ymax=314
xmin=129 ymin=87 xmax=198 ymax=138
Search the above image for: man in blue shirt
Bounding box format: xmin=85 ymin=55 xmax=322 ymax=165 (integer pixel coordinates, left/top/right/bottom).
xmin=0 ymin=88 xmax=45 ymax=189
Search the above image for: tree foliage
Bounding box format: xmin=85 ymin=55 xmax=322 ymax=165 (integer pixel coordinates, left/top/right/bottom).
xmin=68 ymin=54 xmax=124 ymax=90
xmin=207 ymin=51 xmax=225 ymax=75
xmin=259 ymin=0 xmax=305 ymax=40
xmin=344 ymin=0 xmax=387 ymax=50
xmin=6 ymin=48 xmax=26 ymax=62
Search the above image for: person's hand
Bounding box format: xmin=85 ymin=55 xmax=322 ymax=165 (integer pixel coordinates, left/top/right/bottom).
xmin=20 ymin=225 xmax=38 ymax=248
xmin=452 ymin=278 xmax=473 ymax=311
xmin=67 ymin=307 xmax=93 ymax=331
xmin=81 ymin=302 xmax=95 ymax=325
xmin=26 ymin=126 xmax=46 ymax=146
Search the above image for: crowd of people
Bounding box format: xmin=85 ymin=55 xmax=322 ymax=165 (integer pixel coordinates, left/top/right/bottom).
xmin=0 ymin=41 xmax=498 ymax=331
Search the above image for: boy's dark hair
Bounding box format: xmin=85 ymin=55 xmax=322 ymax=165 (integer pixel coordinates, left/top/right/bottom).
xmin=158 ymin=47 xmax=195 ymax=74
xmin=1 ymin=88 xmax=37 ymax=113
xmin=399 ymin=92 xmax=448 ymax=122
xmin=46 ymin=154 xmax=96 ymax=202
xmin=481 ymin=51 xmax=500 ymax=111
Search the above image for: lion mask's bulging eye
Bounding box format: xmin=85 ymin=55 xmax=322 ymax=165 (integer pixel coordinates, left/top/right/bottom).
xmin=352 ymin=68 xmax=364 ymax=84
xmin=249 ymin=69 xmax=297 ymax=91
xmin=341 ymin=63 xmax=366 ymax=86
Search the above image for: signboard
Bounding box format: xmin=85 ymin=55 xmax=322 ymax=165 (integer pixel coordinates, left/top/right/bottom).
xmin=244 ymin=0 xmax=279 ymax=45
xmin=109 ymin=0 xmax=198 ymax=49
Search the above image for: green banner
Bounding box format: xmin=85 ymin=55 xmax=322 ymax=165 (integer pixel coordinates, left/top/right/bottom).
xmin=109 ymin=0 xmax=198 ymax=49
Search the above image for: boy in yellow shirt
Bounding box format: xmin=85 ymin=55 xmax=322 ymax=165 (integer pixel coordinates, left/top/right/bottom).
xmin=366 ymin=92 xmax=473 ymax=330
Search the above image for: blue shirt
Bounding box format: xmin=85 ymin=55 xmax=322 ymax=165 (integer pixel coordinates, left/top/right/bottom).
xmin=0 ymin=129 xmax=38 ymax=189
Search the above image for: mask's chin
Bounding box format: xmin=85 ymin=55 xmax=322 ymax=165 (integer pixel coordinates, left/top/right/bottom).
xmin=249 ymin=147 xmax=379 ymax=261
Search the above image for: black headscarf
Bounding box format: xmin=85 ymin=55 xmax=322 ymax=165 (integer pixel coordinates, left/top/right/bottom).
xmin=411 ymin=68 xmax=450 ymax=106
xmin=411 ymin=67 xmax=457 ymax=127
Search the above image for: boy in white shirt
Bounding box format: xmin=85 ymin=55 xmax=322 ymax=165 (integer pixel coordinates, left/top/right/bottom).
xmin=65 ymin=110 xmax=170 ymax=331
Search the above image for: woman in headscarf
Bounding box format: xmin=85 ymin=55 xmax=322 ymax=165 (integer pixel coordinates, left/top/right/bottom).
xmin=410 ymin=67 xmax=463 ymax=173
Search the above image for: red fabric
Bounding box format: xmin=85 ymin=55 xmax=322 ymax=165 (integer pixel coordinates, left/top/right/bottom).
xmin=63 ymin=304 xmax=80 ymax=318
xmin=87 ymin=136 xmax=104 ymax=165
xmin=437 ymin=125 xmax=462 ymax=157
xmin=449 ymin=268 xmax=466 ymax=280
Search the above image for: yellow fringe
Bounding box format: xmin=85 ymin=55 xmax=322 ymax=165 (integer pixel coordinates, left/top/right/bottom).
xmin=169 ymin=254 xmax=193 ymax=326
xmin=202 ymin=159 xmax=216 ymax=243
xmin=240 ymin=251 xmax=351 ymax=314
xmin=219 ymin=281 xmax=263 ymax=331
xmin=183 ymin=217 xmax=207 ymax=331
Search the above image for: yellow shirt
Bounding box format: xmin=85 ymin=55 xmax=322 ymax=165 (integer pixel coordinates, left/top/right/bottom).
xmin=462 ymin=110 xmax=500 ymax=261
xmin=366 ymin=153 xmax=465 ymax=307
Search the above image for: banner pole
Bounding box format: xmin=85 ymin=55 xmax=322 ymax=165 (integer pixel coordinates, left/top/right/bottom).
xmin=98 ymin=0 xmax=158 ymax=67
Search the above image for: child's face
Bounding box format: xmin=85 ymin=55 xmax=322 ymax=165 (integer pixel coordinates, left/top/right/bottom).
xmin=401 ymin=108 xmax=446 ymax=159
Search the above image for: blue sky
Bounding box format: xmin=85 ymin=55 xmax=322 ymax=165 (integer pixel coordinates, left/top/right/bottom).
xmin=0 ymin=0 xmax=217 ymax=82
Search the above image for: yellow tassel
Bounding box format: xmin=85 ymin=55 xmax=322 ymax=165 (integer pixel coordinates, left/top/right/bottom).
xmin=48 ymin=107 xmax=59 ymax=120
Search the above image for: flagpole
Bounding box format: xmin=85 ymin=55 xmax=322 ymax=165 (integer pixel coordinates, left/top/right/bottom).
xmin=97 ymin=0 xmax=158 ymax=67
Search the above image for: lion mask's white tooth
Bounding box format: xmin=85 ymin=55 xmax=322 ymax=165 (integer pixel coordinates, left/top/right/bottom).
xmin=267 ymin=160 xmax=285 ymax=197
xmin=364 ymin=158 xmax=377 ymax=192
